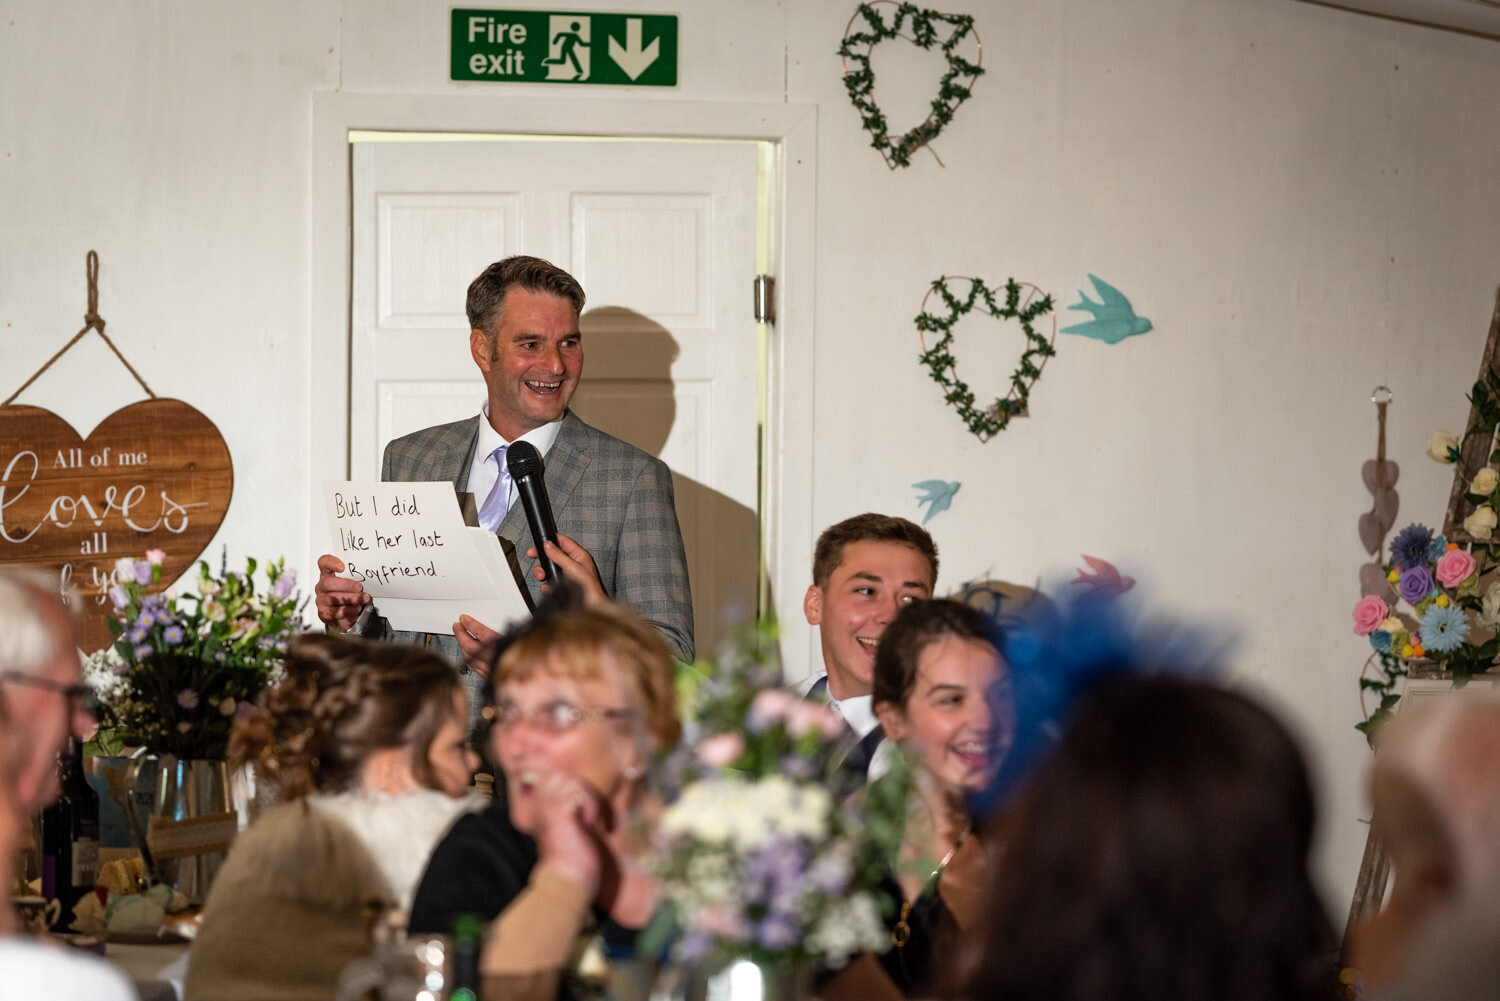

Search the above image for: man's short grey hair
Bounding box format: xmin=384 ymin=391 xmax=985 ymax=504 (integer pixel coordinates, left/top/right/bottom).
xmin=0 ymin=569 xmax=66 ymax=679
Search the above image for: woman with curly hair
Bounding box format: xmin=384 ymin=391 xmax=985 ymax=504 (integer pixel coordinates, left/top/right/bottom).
xmin=954 ymin=676 xmax=1337 ymax=1001
xmin=185 ymin=633 xmax=480 ymax=1001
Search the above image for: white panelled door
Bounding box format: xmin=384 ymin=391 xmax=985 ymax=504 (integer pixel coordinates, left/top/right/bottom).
xmin=351 ymin=137 xmax=763 ymax=654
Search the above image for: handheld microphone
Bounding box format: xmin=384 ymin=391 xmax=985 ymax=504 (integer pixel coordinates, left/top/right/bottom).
xmin=505 ymin=441 xmax=562 ymax=589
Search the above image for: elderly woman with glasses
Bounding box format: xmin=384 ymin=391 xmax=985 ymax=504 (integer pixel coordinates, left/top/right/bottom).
xmin=409 ymin=599 xmax=679 ymax=1000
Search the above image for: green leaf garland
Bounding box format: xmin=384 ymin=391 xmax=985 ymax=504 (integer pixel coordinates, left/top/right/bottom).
xmin=916 ymin=277 xmax=1057 ymax=441
xmin=838 ymin=2 xmax=984 ymax=169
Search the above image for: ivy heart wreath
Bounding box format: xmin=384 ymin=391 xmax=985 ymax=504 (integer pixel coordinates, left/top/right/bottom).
xmin=838 ymin=1 xmax=985 ymax=169
xmin=916 ymin=277 xmax=1057 ymax=442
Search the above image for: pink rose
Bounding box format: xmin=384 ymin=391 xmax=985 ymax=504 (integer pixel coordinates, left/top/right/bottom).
xmin=1436 ymin=549 xmax=1477 ymax=589
xmin=698 ymin=733 xmax=744 ymax=767
xmin=747 ymin=689 xmax=795 ymax=731
xmin=1352 ymin=595 xmax=1390 ymax=636
xmin=786 ymin=701 xmax=833 ymax=738
xmin=145 ymin=548 xmax=166 ymax=566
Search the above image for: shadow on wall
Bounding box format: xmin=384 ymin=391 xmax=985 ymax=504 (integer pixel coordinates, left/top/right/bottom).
xmin=570 ymin=306 xmax=763 ymax=658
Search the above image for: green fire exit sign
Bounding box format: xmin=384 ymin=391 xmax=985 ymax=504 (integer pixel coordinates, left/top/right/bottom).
xmin=451 ymin=8 xmax=679 ymax=86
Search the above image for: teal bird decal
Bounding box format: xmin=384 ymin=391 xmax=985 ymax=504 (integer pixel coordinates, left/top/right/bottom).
xmin=913 ymin=480 xmax=961 ymax=525
xmin=1061 ymin=275 xmax=1153 ymax=344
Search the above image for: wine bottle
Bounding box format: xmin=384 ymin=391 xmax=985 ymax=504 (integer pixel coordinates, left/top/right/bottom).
xmin=449 ymin=913 xmax=484 ymax=1000
xmin=40 ymin=737 xmax=100 ymax=923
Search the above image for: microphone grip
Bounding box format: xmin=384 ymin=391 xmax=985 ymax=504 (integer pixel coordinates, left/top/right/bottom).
xmin=513 ymin=474 xmax=562 ymax=588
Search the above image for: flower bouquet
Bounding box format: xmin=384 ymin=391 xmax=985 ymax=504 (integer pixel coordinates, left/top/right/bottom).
xmin=647 ymin=622 xmax=905 ymax=978
xmin=1351 ymin=521 xmax=1500 ymax=738
xmin=84 ymin=550 xmax=304 ymax=760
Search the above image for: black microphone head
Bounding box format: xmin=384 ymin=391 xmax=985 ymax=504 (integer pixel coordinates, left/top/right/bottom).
xmin=506 ymin=440 xmax=543 ymax=478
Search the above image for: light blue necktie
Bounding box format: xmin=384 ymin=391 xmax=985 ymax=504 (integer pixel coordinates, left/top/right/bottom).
xmin=477 ymin=444 xmax=511 ymax=532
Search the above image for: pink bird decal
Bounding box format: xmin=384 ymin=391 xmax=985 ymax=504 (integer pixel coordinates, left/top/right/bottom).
xmin=1072 ymin=555 xmax=1136 ymax=596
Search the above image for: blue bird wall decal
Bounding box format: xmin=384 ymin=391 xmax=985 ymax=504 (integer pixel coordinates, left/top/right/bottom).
xmin=913 ymin=480 xmax=961 ymax=524
xmin=1060 ymin=275 xmax=1153 ymax=344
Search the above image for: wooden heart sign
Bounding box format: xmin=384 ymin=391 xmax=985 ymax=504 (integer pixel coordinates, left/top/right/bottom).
xmin=0 ymin=399 xmax=233 ymax=652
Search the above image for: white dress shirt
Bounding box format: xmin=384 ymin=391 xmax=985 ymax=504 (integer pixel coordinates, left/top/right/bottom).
xmin=464 ymin=405 xmax=565 ymax=520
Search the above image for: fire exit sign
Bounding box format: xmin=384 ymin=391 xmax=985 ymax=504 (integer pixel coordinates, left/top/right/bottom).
xmin=451 ymin=8 xmax=679 ymax=87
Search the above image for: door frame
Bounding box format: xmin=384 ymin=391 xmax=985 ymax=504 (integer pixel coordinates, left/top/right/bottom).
xmin=310 ymin=93 xmax=818 ymax=664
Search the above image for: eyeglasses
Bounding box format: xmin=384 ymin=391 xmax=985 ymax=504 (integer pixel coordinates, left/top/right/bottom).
xmin=0 ymin=673 xmax=97 ymax=714
xmin=485 ymin=699 xmax=636 ymax=733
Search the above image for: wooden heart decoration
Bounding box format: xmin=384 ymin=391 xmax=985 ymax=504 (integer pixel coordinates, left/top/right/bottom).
xmin=838 ymin=2 xmax=984 ymax=169
xmin=915 ymin=277 xmax=1057 ymax=442
xmin=0 ymin=399 xmax=234 ymax=652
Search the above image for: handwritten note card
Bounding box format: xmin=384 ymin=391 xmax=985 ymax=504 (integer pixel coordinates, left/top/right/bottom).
xmin=323 ymin=481 xmax=531 ymax=634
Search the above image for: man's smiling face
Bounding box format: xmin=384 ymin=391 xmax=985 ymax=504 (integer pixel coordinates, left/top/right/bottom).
xmin=804 ymin=540 xmax=935 ymax=701
xmin=472 ymin=287 xmax=583 ymax=440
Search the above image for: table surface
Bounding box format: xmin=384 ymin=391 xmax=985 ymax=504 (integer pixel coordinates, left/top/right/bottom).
xmin=105 ymin=941 xmax=189 ymax=1001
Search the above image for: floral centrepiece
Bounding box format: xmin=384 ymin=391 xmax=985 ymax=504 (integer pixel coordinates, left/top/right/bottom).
xmin=1351 ymin=521 xmax=1499 ymax=739
xmin=84 ymin=550 xmax=304 ymax=759
xmin=648 ymin=622 xmax=903 ymax=972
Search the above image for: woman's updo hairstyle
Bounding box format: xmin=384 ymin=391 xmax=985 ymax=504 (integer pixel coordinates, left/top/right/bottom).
xmin=873 ymin=598 xmax=1004 ymax=710
xmin=230 ymin=633 xmax=462 ymax=799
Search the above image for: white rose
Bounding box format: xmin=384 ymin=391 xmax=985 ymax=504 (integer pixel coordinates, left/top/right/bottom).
xmin=1474 ymin=468 xmax=1499 ymax=495
xmin=1480 ymin=582 xmax=1500 ymax=629
xmin=1429 ymin=431 xmax=1460 ymax=463
xmin=1464 ymin=506 xmax=1498 ymax=540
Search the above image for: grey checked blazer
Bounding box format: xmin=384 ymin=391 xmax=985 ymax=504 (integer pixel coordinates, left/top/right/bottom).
xmin=367 ymin=411 xmax=694 ymax=719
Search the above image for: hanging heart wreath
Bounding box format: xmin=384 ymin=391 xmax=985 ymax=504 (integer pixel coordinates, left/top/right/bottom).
xmin=838 ymin=1 xmax=985 ymax=169
xmin=916 ymin=277 xmax=1057 ymax=442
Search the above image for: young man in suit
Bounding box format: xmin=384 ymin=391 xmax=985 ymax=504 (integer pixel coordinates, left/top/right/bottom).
xmin=315 ymin=257 xmax=693 ymax=714
xmin=800 ymin=513 xmax=938 ymax=776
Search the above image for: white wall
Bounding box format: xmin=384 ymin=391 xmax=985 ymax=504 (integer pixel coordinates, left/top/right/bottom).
xmin=5 ymin=0 xmax=1500 ymax=915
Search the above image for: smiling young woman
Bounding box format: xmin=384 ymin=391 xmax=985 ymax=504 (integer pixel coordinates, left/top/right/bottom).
xmin=865 ymin=599 xmax=1013 ymax=997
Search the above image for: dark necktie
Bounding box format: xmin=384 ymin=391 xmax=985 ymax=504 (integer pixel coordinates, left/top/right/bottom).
xmin=804 ymin=676 xmax=882 ymax=778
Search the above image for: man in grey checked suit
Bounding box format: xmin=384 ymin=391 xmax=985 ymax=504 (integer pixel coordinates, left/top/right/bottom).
xmin=315 ymin=256 xmax=693 ymax=709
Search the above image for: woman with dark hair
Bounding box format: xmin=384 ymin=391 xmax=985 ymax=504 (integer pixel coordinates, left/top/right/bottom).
xmin=956 ymin=676 xmax=1336 ymax=1001
xmin=855 ymin=598 xmax=1012 ymax=997
xmin=185 ymin=633 xmax=480 ymax=1001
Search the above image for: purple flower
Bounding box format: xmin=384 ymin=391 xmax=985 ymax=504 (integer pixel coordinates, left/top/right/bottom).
xmin=757 ymin=914 xmax=800 ymax=951
xmin=133 ymin=644 xmax=154 ymax=660
xmin=271 ymin=572 xmax=296 ymax=599
xmin=806 ymin=854 xmax=852 ymax=895
xmin=133 ymin=561 xmax=154 ymax=586
xmin=1390 ymin=524 xmax=1435 ymax=573
xmin=128 ymin=624 xmax=148 ymax=644
xmin=1398 ymin=567 xmax=1436 ymax=605
xmin=676 ymin=933 xmax=713 ymax=963
xmin=109 ymin=584 xmax=129 ymax=610
xmin=177 ymin=689 xmax=199 ymax=709
xmin=163 ymin=625 xmax=185 ymax=645
xmin=779 ymin=754 xmax=817 ymax=781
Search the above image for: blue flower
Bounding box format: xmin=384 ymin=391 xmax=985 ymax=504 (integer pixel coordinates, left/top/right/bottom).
xmin=163 ymin=625 xmax=185 ymax=645
xmin=1418 ymin=604 xmax=1470 ymax=654
xmin=1391 ymin=524 xmax=1435 ymax=573
xmin=1428 ymin=534 xmax=1450 ymax=561
xmin=1369 ymin=630 xmax=1392 ymax=653
xmin=128 ymin=625 xmax=149 ymax=644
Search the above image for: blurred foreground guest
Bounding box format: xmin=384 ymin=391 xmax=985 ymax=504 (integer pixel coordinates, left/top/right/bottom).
xmin=955 ymin=677 xmax=1336 ymax=1001
xmin=863 ymin=600 xmax=1011 ymax=996
xmin=409 ymin=602 xmax=679 ymax=1001
xmin=0 ymin=569 xmax=96 ymax=813
xmin=185 ymin=634 xmax=479 ymax=1001
xmin=0 ymin=663 xmax=137 ymax=1000
xmin=1347 ymin=693 xmax=1500 ymax=992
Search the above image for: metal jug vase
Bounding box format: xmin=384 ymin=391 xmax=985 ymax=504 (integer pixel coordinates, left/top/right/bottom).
xmin=123 ymin=755 xmax=236 ymax=905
